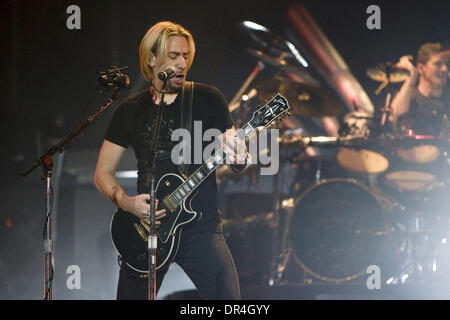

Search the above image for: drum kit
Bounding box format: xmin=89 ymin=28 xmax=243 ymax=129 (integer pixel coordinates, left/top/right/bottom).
xmin=221 ymin=21 xmax=450 ymax=286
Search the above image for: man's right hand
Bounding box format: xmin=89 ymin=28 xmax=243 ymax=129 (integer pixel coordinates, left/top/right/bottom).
xmin=396 ymin=55 xmax=418 ymax=77
xmin=123 ymin=194 xmax=167 ymax=225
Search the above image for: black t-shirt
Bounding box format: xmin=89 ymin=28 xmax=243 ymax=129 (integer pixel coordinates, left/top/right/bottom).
xmin=105 ymin=82 xmax=234 ymax=220
xmin=397 ymin=86 xmax=450 ymax=136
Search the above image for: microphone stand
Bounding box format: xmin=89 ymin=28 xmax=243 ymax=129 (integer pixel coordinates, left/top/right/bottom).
xmin=147 ymin=77 xmax=168 ymax=300
xmin=21 ymin=90 xmax=120 ymax=300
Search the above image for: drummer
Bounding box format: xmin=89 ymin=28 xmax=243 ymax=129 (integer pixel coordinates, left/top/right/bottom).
xmin=389 ymin=42 xmax=450 ymax=136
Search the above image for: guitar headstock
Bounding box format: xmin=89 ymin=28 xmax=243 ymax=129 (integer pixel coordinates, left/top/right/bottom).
xmin=248 ymin=93 xmax=291 ymax=130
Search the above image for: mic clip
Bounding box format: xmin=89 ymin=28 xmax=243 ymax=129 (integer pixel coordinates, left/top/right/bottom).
xmin=158 ymin=68 xmax=176 ymax=81
xmin=97 ymin=66 xmax=130 ymax=93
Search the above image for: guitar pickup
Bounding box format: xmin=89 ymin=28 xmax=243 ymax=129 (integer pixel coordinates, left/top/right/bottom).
xmin=134 ymin=223 xmax=147 ymax=242
xmin=162 ymin=196 xmax=177 ymax=213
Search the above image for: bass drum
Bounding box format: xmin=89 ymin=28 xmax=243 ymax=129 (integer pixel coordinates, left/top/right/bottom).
xmin=289 ymin=178 xmax=400 ymax=283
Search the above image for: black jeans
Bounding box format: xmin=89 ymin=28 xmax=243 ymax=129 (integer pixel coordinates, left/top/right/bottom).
xmin=116 ymin=220 xmax=241 ymax=300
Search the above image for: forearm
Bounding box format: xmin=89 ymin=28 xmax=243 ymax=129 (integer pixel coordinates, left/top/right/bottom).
xmin=390 ymin=72 xmax=419 ymax=122
xmin=94 ymin=169 xmax=132 ymax=211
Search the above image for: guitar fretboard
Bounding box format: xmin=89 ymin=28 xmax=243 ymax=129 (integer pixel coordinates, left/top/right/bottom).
xmin=164 ymin=93 xmax=289 ymax=208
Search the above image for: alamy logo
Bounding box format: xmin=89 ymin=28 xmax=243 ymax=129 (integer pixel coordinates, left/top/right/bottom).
xmin=66 ymin=5 xmax=81 ymax=30
xmin=171 ymin=122 xmax=280 ymax=175
xmin=66 ymin=265 xmax=81 ymax=290
xmin=366 ymin=265 xmax=381 ymax=290
xmin=366 ymin=5 xmax=381 ymax=30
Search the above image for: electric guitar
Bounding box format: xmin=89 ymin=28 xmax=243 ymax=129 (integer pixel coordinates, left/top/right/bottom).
xmin=110 ymin=93 xmax=291 ymax=273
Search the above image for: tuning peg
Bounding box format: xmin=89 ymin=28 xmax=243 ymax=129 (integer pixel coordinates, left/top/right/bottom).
xmin=269 ymin=120 xmax=279 ymax=129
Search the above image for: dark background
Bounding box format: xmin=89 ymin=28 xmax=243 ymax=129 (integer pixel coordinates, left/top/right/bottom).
xmin=0 ymin=0 xmax=449 ymax=299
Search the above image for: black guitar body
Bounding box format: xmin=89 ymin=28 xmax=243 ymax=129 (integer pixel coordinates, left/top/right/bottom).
xmin=110 ymin=173 xmax=199 ymax=273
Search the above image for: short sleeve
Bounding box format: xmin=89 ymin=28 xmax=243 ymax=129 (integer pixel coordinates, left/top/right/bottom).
xmin=104 ymin=105 xmax=130 ymax=148
xmin=204 ymin=85 xmax=235 ymax=132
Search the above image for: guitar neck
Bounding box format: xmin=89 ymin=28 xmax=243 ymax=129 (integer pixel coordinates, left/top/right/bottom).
xmin=167 ymin=125 xmax=252 ymax=206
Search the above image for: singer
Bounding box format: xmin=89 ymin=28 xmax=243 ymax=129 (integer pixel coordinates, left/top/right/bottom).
xmin=94 ymin=21 xmax=246 ymax=300
xmin=390 ymin=42 xmax=450 ymax=136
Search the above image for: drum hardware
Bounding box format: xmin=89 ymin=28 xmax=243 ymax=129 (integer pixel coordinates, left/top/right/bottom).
xmin=268 ymin=153 xmax=287 ymax=286
xmin=278 ymin=133 xmax=368 ymax=147
xmin=278 ymin=127 xmax=391 ymax=175
xmin=382 ymin=150 xmax=450 ymax=284
xmin=269 ymin=196 xmax=299 ymax=285
xmin=228 ymin=62 xmax=264 ymax=115
xmin=222 ymin=211 xmax=274 ymax=229
xmin=385 ymin=210 xmax=450 ymax=284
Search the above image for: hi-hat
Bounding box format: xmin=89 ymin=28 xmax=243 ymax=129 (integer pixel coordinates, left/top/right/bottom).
xmin=367 ymin=63 xmax=410 ymax=83
xmin=367 ymin=63 xmax=411 ymax=95
xmin=254 ymin=75 xmax=343 ymax=117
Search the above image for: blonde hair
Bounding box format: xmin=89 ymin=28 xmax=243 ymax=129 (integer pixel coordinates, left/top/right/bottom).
xmin=139 ymin=21 xmax=195 ymax=82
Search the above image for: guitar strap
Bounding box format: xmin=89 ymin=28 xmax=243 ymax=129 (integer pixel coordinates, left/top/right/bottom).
xmin=179 ymin=81 xmax=194 ymax=179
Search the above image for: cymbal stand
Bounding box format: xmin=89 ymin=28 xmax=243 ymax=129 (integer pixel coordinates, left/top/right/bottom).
xmin=228 ymin=61 xmax=264 ymax=115
xmin=373 ymin=63 xmax=393 ymax=135
xmin=268 ymin=157 xmax=295 ymax=286
xmin=267 ymin=160 xmax=281 ymax=285
xmin=387 ymin=210 xmax=430 ymax=284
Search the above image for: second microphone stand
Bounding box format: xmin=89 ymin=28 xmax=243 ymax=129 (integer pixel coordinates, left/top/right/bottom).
xmin=21 ymin=91 xmax=119 ymax=300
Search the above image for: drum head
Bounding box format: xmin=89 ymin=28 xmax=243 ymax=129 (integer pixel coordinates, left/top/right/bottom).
xmin=397 ymin=145 xmax=440 ymax=164
xmin=337 ymin=148 xmax=389 ymax=174
xmin=290 ymin=178 xmax=388 ymax=282
xmin=384 ymin=170 xmax=436 ymax=191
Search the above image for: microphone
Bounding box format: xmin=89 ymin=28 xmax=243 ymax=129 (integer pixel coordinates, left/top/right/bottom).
xmin=97 ymin=66 xmax=130 ymax=92
xmin=158 ymin=68 xmax=175 ymax=81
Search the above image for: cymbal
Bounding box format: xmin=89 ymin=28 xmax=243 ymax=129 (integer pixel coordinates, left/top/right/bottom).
xmin=367 ymin=63 xmax=410 ymax=83
xmin=238 ymin=21 xmax=314 ymax=73
xmin=246 ymin=49 xmax=320 ymax=87
xmin=254 ymin=76 xmax=343 ymax=117
xmin=239 ymin=21 xmax=296 ymax=58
